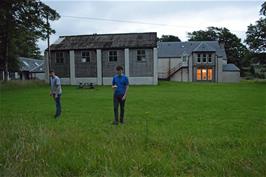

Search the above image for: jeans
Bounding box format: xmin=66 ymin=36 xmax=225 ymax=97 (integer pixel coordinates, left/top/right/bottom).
xmin=53 ymin=94 xmax=61 ymax=116
xmin=113 ymin=95 xmax=126 ymax=123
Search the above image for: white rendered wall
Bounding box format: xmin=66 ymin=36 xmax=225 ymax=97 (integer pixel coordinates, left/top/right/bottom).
xmin=125 ymin=48 xmax=130 ymax=77
xmin=222 ymin=72 xmax=240 ymax=83
xmin=96 ymin=49 xmax=102 ymax=85
xmin=69 ymin=50 xmax=76 ymax=85
xmin=153 ymin=48 xmax=158 ymax=85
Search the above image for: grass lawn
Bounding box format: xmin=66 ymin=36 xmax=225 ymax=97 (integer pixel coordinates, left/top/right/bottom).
xmin=0 ymin=81 xmax=265 ymax=177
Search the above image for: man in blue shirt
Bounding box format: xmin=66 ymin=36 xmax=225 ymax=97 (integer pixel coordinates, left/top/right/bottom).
xmin=112 ymin=65 xmax=129 ymax=125
xmin=49 ymin=70 xmax=62 ymax=119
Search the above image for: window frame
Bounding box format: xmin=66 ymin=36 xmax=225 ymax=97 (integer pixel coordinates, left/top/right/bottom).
xmin=108 ymin=50 xmax=118 ymax=62
xmin=137 ymin=49 xmax=146 ymax=62
xmin=182 ymin=56 xmax=187 ymax=62
xmin=208 ymin=54 xmax=212 ymax=63
xmin=197 ymin=54 xmax=201 ymax=63
xmin=202 ymin=54 xmax=207 ymax=63
xmin=208 ymin=68 xmax=213 ymax=80
xmin=81 ymin=51 xmax=90 ymax=63
xmin=55 ymin=52 xmax=64 ymax=64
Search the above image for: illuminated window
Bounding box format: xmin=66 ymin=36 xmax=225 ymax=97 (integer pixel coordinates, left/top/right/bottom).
xmin=202 ymin=69 xmax=207 ymax=80
xmin=208 ymin=68 xmax=213 ymax=80
xmin=197 ymin=69 xmax=201 ymax=80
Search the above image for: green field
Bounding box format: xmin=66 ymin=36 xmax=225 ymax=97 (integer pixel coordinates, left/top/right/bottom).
xmin=0 ymin=81 xmax=265 ymax=177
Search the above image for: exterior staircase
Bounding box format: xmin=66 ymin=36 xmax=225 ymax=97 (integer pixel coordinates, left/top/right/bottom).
xmin=158 ymin=62 xmax=188 ymax=80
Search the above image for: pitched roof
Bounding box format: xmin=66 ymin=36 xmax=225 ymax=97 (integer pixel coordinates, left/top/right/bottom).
xmin=19 ymin=57 xmax=44 ymax=73
xmin=158 ymin=41 xmax=227 ymax=59
xmin=193 ymin=42 xmax=216 ymax=52
xmin=49 ymin=32 xmax=157 ymax=50
xmin=223 ymin=64 xmax=240 ymax=72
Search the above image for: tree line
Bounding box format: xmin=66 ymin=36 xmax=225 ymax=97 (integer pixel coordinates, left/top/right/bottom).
xmin=158 ymin=2 xmax=266 ymax=77
xmin=0 ymin=1 xmax=265 ymax=81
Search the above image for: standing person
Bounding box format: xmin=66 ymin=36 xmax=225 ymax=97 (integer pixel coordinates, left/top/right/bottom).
xmin=49 ymin=70 xmax=62 ymax=119
xmin=112 ymin=66 xmax=129 ymax=125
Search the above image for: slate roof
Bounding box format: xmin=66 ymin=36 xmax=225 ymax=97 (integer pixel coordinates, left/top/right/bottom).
xmin=19 ymin=57 xmax=44 ymax=73
xmin=193 ymin=42 xmax=216 ymax=52
xmin=158 ymin=41 xmax=227 ymax=59
xmin=49 ymin=32 xmax=157 ymax=50
xmin=223 ymin=64 xmax=240 ymax=72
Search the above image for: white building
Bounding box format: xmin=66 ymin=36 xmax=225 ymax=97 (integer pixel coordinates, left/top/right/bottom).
xmin=158 ymin=41 xmax=240 ymax=83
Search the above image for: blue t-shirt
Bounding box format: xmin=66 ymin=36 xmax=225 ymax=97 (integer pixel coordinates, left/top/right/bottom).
xmin=112 ymin=74 xmax=129 ymax=96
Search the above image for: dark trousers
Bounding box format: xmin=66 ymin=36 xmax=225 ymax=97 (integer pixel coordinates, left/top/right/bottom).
xmin=113 ymin=95 xmax=126 ymax=123
xmin=53 ymin=94 xmax=61 ymax=116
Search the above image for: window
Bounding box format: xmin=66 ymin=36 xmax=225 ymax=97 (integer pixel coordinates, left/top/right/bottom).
xmin=208 ymin=68 xmax=213 ymax=80
xmin=197 ymin=68 xmax=213 ymax=81
xmin=197 ymin=54 xmax=201 ymax=62
xmin=208 ymin=54 xmax=212 ymax=62
xmin=55 ymin=52 xmax=64 ymax=64
xmin=109 ymin=51 xmax=117 ymax=62
xmin=197 ymin=69 xmax=201 ymax=80
xmin=202 ymin=54 xmax=207 ymax=62
xmin=182 ymin=56 xmax=187 ymax=62
xmin=81 ymin=51 xmax=90 ymax=63
xmin=137 ymin=50 xmax=146 ymax=61
xmin=202 ymin=69 xmax=207 ymax=80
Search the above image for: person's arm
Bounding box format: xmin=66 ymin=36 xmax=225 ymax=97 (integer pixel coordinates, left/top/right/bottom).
xmin=112 ymin=77 xmax=117 ymax=89
xmin=122 ymin=77 xmax=129 ymax=100
xmin=54 ymin=78 xmax=61 ymax=98
xmin=122 ymin=85 xmax=129 ymax=100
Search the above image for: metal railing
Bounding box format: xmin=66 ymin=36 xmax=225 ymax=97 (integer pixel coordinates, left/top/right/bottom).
xmin=158 ymin=62 xmax=188 ymax=80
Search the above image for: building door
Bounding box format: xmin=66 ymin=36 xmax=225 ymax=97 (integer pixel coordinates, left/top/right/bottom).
xmin=208 ymin=68 xmax=213 ymax=80
xmin=196 ymin=68 xmax=213 ymax=81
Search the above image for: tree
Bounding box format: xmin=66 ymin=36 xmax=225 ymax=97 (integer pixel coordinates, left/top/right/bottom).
xmin=245 ymin=2 xmax=266 ymax=64
xmin=260 ymin=1 xmax=266 ymax=16
xmin=0 ymin=0 xmax=60 ymax=81
xmin=158 ymin=35 xmax=181 ymax=42
xmin=188 ymin=27 xmax=249 ymax=69
xmin=187 ymin=29 xmax=217 ymax=41
xmin=245 ymin=18 xmax=266 ymax=53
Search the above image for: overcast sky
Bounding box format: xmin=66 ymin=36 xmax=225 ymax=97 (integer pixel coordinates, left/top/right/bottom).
xmin=39 ymin=0 xmax=264 ymax=53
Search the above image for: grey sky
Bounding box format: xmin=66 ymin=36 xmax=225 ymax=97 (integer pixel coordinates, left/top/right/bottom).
xmin=39 ymin=1 xmax=264 ymax=53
